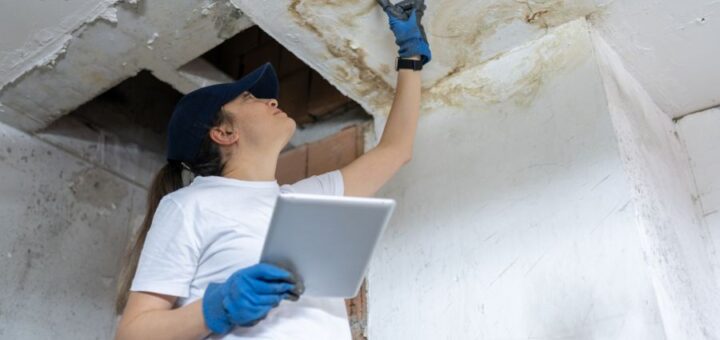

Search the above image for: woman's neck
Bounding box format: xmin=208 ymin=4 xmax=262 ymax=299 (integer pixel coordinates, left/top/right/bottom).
xmin=221 ymin=148 xmax=279 ymax=181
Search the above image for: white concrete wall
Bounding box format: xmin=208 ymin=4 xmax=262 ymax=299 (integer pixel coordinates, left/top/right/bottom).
xmin=677 ymin=108 xmax=720 ymax=270
xmin=0 ymin=119 xmax=151 ymax=338
xmin=0 ymin=0 xmax=120 ymax=88
xmin=367 ymin=20 xmax=665 ymax=340
xmin=592 ymin=32 xmax=720 ymax=339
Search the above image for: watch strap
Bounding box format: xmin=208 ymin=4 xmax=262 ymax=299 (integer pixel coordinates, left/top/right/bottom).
xmin=396 ymin=58 xmax=423 ymax=71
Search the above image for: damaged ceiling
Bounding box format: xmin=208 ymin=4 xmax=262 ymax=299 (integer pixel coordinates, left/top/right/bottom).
xmin=233 ymin=0 xmax=609 ymax=115
xmin=1 ymin=0 xmax=718 ymax=129
xmin=0 ymin=0 xmax=251 ymax=131
xmin=0 ymin=0 xmax=612 ymax=133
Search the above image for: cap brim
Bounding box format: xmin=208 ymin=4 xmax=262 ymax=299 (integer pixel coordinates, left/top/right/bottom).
xmin=229 ymin=62 xmax=279 ymax=101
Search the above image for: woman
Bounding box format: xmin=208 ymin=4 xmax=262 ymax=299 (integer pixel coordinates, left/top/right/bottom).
xmin=114 ymin=3 xmax=431 ymax=339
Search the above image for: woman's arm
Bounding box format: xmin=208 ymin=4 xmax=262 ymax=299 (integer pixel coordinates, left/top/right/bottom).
xmin=115 ymin=292 xmax=211 ymax=340
xmin=341 ymin=2 xmax=429 ymax=197
xmin=341 ymin=59 xmax=422 ymax=197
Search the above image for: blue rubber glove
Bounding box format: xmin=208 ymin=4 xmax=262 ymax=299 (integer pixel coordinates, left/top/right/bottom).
xmin=382 ymin=1 xmax=432 ymax=64
xmin=202 ymin=263 xmax=300 ymax=334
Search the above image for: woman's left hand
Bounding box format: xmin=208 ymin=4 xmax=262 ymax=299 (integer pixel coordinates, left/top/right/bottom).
xmin=381 ymin=0 xmax=432 ymax=64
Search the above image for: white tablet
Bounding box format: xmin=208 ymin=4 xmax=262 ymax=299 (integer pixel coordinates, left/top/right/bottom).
xmin=260 ymin=193 xmax=396 ymax=298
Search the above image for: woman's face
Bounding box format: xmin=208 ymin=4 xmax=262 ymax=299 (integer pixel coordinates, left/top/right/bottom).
xmin=221 ymin=91 xmax=296 ymax=149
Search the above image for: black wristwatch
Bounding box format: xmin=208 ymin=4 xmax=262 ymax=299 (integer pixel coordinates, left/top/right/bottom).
xmin=396 ymin=57 xmax=423 ymax=71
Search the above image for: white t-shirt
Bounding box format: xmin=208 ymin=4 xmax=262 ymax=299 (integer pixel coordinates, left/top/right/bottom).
xmin=130 ymin=170 xmax=352 ymax=340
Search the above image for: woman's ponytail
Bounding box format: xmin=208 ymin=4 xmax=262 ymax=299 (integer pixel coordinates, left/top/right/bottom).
xmin=114 ymin=162 xmax=185 ymax=314
xmin=115 ymin=110 xmax=229 ymax=315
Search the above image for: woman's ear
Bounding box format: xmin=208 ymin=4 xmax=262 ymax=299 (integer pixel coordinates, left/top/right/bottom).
xmin=209 ymin=123 xmax=239 ymax=146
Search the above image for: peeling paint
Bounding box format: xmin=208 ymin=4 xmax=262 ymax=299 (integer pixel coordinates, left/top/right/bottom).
xmin=146 ymin=32 xmax=159 ymax=49
xmin=0 ymin=0 xmax=123 ymax=90
xmin=213 ymin=2 xmax=247 ymax=39
xmin=288 ymin=0 xmax=394 ymax=110
xmin=201 ymin=1 xmax=218 ymax=16
xmin=98 ymin=7 xmax=119 ymax=24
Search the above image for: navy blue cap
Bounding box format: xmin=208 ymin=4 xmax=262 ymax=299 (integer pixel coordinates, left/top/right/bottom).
xmin=166 ymin=63 xmax=279 ymax=163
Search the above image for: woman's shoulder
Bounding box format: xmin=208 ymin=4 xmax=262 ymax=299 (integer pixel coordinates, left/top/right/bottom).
xmin=160 ymin=176 xmax=239 ymax=210
xmin=161 ymin=181 xmax=208 ymax=208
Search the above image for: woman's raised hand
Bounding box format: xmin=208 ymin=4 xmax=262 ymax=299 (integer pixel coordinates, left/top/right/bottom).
xmin=380 ymin=0 xmax=432 ymax=64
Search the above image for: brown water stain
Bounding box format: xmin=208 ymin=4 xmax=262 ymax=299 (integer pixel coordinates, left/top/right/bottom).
xmin=287 ymin=0 xmax=596 ymax=113
xmin=289 ymin=0 xmax=394 ymax=111
xmin=424 ymin=19 xmax=591 ymax=109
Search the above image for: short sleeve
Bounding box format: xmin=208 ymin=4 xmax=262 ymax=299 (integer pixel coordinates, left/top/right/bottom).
xmin=280 ymin=169 xmax=344 ymax=196
xmin=130 ymin=197 xmax=200 ymax=298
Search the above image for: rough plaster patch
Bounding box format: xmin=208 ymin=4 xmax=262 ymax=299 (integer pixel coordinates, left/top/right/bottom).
xmin=70 ymin=167 xmax=128 ymax=210
xmin=99 ymin=7 xmax=119 ymax=24
xmin=214 ymin=2 xmax=248 ymax=40
xmin=0 ymin=0 xmax=125 ymax=89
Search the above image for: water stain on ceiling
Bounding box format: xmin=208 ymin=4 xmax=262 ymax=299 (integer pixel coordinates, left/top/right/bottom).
xmin=235 ymin=0 xmax=603 ymax=116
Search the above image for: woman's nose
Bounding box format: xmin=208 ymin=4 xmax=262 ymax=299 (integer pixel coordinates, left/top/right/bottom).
xmin=267 ymin=99 xmax=279 ymax=108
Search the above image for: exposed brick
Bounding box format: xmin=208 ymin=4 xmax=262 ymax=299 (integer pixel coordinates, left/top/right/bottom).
xmin=278 ymin=48 xmax=306 ymax=78
xmin=203 ymin=26 xmax=260 ymax=79
xmin=258 ymin=28 xmax=274 ymax=44
xmin=307 ymin=126 xmax=359 ymax=176
xmin=278 ymin=124 xmax=367 ymax=339
xmin=243 ymin=42 xmax=280 ymax=75
xmin=276 ymin=145 xmax=307 ymax=185
xmin=279 ymin=69 xmax=310 ymax=121
xmin=308 ymin=70 xmax=350 ymax=117
xmin=345 ymin=280 xmax=368 ymax=340
xmin=233 ymin=26 xmax=261 ymax=55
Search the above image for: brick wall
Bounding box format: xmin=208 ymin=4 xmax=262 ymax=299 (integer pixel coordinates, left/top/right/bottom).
xmin=276 ymin=125 xmax=368 ymax=340
xmin=203 ymin=26 xmax=351 ymax=126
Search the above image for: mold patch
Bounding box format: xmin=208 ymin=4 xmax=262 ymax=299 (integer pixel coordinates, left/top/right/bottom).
xmin=70 ymin=167 xmax=128 ymax=210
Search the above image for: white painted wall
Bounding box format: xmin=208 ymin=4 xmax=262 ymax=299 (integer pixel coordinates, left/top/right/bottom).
xmin=677 ymin=108 xmax=720 ymax=268
xmin=367 ymin=20 xmax=665 ymax=340
xmin=592 ymin=32 xmax=720 ymax=339
xmin=589 ymin=0 xmax=720 ymax=118
xmin=0 ymin=118 xmax=153 ymax=338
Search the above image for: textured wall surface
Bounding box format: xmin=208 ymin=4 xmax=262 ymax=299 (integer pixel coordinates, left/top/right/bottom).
xmin=592 ymin=32 xmax=720 ymax=339
xmin=677 ymin=108 xmax=720 ymax=272
xmin=368 ymin=20 xmax=665 ymax=339
xmin=0 ymin=0 xmax=253 ymax=131
xmin=0 ymin=121 xmax=147 ymax=339
xmin=0 ymin=0 xmax=120 ymax=88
